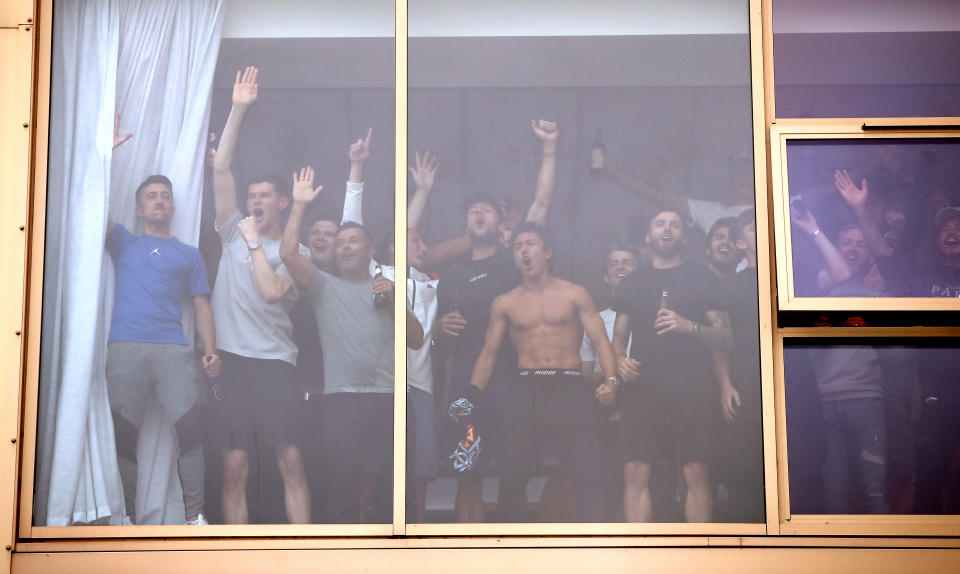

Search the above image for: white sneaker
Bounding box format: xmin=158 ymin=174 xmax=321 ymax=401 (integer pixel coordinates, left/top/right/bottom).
xmin=186 ymin=513 xmax=208 ymax=525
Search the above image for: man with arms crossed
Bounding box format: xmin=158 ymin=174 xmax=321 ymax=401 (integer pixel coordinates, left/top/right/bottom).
xmin=613 ymin=208 xmax=735 ymax=522
xmin=210 ymin=66 xmax=311 ymax=524
xmin=451 ymin=222 xmax=618 ymax=521
xmin=105 ymin=118 xmax=220 ymax=525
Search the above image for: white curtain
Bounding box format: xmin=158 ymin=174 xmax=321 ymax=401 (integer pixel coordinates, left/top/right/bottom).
xmin=37 ymin=0 xmax=222 ymax=526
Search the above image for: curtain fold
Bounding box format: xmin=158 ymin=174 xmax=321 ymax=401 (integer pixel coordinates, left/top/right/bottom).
xmin=37 ymin=0 xmax=223 ymax=526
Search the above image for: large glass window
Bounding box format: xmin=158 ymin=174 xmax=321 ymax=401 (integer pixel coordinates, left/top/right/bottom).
xmin=407 ymin=0 xmax=764 ymax=524
xmin=34 ymin=0 xmax=395 ymax=527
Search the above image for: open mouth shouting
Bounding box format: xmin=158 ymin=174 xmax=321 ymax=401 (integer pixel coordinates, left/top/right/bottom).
xmin=252 ymin=208 xmax=264 ymax=221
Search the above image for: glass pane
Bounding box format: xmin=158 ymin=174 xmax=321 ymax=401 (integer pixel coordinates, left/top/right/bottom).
xmin=35 ymin=0 xmax=394 ymax=526
xmin=785 ymin=338 xmax=960 ymax=515
xmin=408 ymin=0 xmax=763 ymax=523
xmin=786 ymin=138 xmax=960 ymax=299
xmin=773 ymin=0 xmax=960 ymax=118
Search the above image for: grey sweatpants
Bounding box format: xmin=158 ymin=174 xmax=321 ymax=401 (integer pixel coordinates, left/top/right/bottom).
xmin=106 ymin=341 xmax=203 ymax=521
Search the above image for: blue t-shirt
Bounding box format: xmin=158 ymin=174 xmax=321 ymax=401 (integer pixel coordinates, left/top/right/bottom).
xmin=106 ymin=224 xmax=210 ymax=345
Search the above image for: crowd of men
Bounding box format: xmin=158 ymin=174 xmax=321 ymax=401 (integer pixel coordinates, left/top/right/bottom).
xmin=786 ymin=157 xmax=960 ymax=516
xmin=105 ymin=65 xmax=767 ymax=525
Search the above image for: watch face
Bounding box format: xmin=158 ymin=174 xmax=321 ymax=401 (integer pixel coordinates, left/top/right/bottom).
xmin=247 ymin=240 xmax=259 ymax=250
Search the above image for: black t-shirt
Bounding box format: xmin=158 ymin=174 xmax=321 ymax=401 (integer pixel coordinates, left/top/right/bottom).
xmin=612 ymin=262 xmax=724 ymax=393
xmin=724 ymin=268 xmax=761 ymax=395
xmin=437 ymin=249 xmax=520 ymax=385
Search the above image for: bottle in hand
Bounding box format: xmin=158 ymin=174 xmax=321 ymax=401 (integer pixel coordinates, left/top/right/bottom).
xmin=374 ymin=264 xmax=389 ymax=308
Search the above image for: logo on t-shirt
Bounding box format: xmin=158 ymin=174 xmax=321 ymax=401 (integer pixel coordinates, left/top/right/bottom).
xmin=150 ymin=248 xmax=161 ymax=256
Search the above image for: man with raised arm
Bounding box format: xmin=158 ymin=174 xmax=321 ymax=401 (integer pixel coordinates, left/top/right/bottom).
xmin=435 ymin=119 xmax=559 ymax=522
xmin=279 ymin=167 xmax=401 ymax=523
xmin=105 ymin=118 xmax=219 ymax=525
xmin=209 ymin=66 xmax=311 ymax=524
xmin=450 ymin=222 xmax=618 ymax=521
xmin=612 ymin=208 xmax=735 ymax=523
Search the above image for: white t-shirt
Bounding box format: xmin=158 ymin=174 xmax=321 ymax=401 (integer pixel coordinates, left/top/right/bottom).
xmin=211 ymin=210 xmax=308 ymax=365
xmin=379 ymin=264 xmax=438 ymax=394
xmin=579 ymin=307 xmax=630 ymax=374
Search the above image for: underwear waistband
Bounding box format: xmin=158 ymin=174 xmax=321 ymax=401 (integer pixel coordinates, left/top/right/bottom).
xmin=518 ymin=369 xmax=583 ymax=378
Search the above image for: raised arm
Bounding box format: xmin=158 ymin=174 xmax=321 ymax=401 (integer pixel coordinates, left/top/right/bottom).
xmin=834 ymin=169 xmax=894 ymax=258
xmin=468 ymin=295 xmax=510 ymax=392
xmin=791 ymin=206 xmax=851 ymax=291
xmin=576 ymin=287 xmax=618 ymax=406
xmin=213 ymin=66 xmax=258 ymax=228
xmin=107 ymin=114 xmax=134 ymax=236
xmin=281 ymin=167 xmax=324 ymax=290
xmin=604 ymin=163 xmax=685 ymax=215
xmin=342 ymin=127 xmax=372 ymax=225
xmin=407 ymin=150 xmax=439 ymax=230
xmin=237 ymin=215 xmax=291 ymax=303
xmin=526 ymin=119 xmax=558 ymax=224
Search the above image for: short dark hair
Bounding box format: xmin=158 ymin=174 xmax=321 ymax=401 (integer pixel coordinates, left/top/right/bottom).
xmin=838 ymin=222 xmax=864 ymax=238
xmin=647 ymin=206 xmax=687 ymax=232
xmin=707 ymin=217 xmax=739 ymax=242
xmin=337 ymin=220 xmax=372 ymax=243
xmin=244 ymin=172 xmax=291 ymax=198
xmin=135 ymin=175 xmax=172 ymax=203
xmin=603 ymin=241 xmax=640 ymax=264
xmin=463 ymin=192 xmax=503 ymax=219
xmin=512 ymin=221 xmax=554 ymax=251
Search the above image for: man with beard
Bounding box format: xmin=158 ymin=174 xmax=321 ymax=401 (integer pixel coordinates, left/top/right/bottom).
xmin=451 ymin=222 xmax=618 ymax=521
xmin=437 ymin=119 xmax=559 ymax=522
xmin=612 ymin=208 xmax=735 ymax=522
xmin=209 ymin=66 xmax=312 ymax=524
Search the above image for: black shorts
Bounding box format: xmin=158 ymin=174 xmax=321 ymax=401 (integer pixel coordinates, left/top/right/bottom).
xmin=619 ymin=381 xmax=716 ymax=466
xmin=207 ymin=351 xmax=306 ymax=452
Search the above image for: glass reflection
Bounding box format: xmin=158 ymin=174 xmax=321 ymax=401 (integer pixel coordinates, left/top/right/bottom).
xmin=787 ymin=140 xmax=960 ymax=299
xmin=786 ymin=340 xmax=960 ymax=515
xmin=408 ymin=0 xmax=762 ymax=523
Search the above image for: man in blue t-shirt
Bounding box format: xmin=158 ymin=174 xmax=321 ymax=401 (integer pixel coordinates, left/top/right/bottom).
xmin=105 ymin=166 xmax=220 ymax=525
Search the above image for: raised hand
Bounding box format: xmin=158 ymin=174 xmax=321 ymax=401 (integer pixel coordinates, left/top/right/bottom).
xmin=113 ymin=114 xmax=133 ymax=149
xmin=292 ymin=166 xmax=323 ymax=204
xmin=237 ymin=216 xmax=259 ymax=242
xmin=232 ymin=66 xmax=259 ymax=108
xmin=531 ymin=119 xmax=558 ymax=146
xmin=791 ymin=205 xmax=820 ymax=236
xmin=834 ymin=169 xmax=868 ymax=212
xmin=409 ymin=150 xmax=439 ymax=193
xmin=349 ymin=127 xmax=373 ymax=165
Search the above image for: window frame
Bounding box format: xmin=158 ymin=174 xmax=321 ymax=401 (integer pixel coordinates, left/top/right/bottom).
xmin=9 ymin=0 xmax=776 ymax=548
xmin=769 ymin=121 xmax=960 ymax=312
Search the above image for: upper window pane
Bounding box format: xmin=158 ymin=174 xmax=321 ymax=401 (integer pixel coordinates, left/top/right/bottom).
xmin=407 ymin=0 xmax=763 ymax=524
xmin=35 ymin=0 xmax=394 ymax=527
xmin=773 ymin=0 xmax=960 ymax=118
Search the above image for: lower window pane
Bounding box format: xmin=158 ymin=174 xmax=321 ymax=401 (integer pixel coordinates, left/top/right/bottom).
xmin=785 ymin=338 xmax=960 ymax=515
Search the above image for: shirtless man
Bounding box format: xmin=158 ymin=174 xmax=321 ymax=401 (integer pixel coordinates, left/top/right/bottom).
xmin=450 ymin=221 xmax=618 ymax=521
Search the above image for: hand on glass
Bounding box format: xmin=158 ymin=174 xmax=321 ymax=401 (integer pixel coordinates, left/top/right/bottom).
xmin=349 ymin=127 xmax=373 ymax=165
xmin=834 ymin=169 xmax=868 ymax=212
xmin=232 ymin=66 xmax=258 ymax=108
xmin=409 ymin=150 xmax=439 ymax=194
xmin=113 ymin=114 xmax=132 ymax=149
xmin=292 ymin=166 xmax=323 ymax=205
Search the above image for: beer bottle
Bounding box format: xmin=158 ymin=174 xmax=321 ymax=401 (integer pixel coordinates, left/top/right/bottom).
xmin=658 ymin=286 xmax=670 ymax=311
xmin=374 ymin=264 xmax=389 ymax=308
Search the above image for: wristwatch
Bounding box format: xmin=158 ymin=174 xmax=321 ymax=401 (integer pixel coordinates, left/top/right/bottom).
xmin=606 ymin=376 xmax=621 ymax=387
xmin=246 ymin=239 xmax=262 ymax=251
xmin=691 ymin=322 xmax=702 ymax=333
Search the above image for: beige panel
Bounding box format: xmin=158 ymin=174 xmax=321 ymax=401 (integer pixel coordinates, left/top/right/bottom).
xmin=12 ymin=547 xmax=960 ymax=574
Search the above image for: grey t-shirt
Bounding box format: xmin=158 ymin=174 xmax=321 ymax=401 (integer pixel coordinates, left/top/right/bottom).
xmin=304 ymin=266 xmax=394 ymax=394
xmin=211 ymin=210 xmax=307 ymax=365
